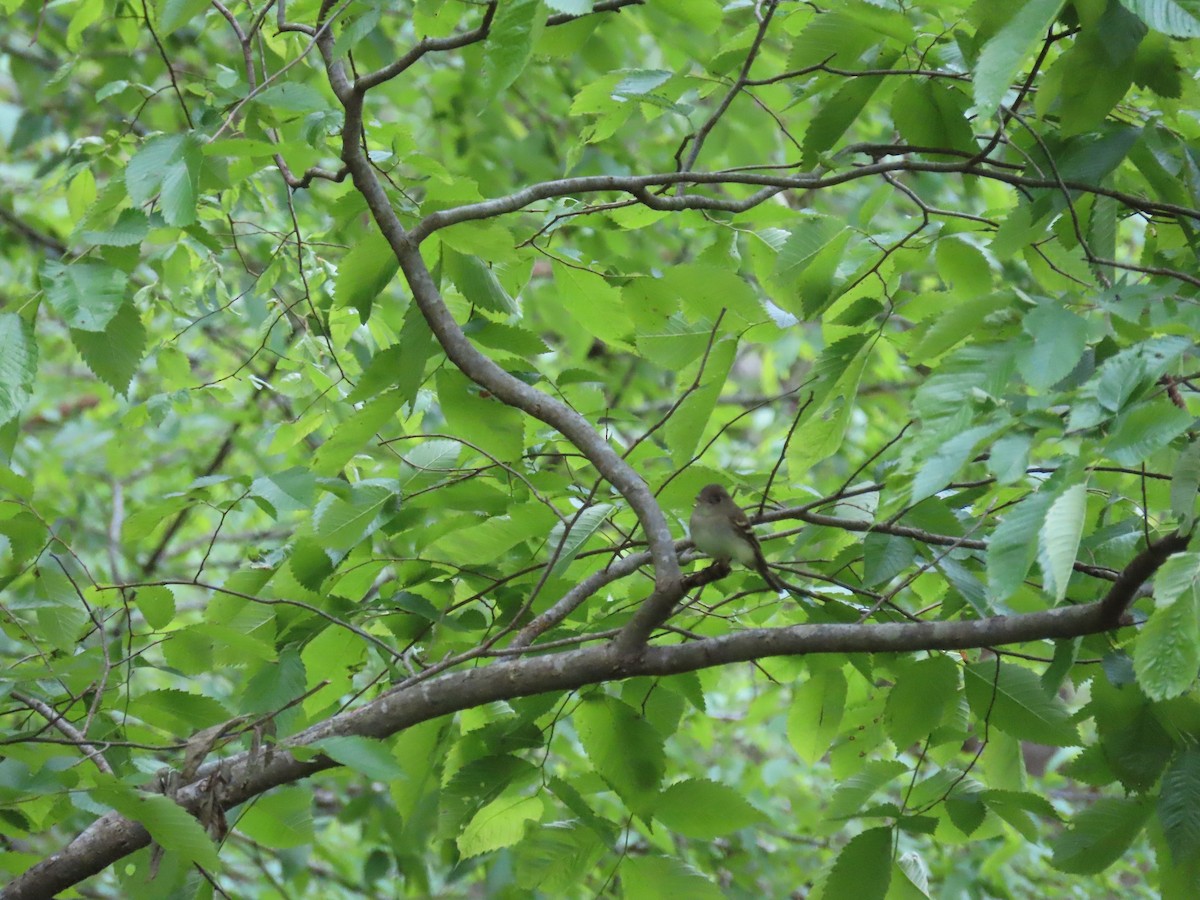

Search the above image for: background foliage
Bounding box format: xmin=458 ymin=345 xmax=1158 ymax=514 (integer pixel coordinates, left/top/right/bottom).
xmin=4 ymin=0 xmax=1200 ymax=896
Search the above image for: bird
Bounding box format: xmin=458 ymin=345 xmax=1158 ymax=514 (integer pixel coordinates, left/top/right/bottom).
xmin=689 ymin=483 xmax=785 ymax=591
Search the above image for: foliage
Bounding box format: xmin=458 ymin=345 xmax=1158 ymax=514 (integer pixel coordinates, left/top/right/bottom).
xmin=3 ymin=0 xmax=1200 ymax=896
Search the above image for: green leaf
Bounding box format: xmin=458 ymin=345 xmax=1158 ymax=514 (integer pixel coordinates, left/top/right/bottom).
xmin=1134 ymin=589 xmax=1200 ymax=701
xmin=236 ymin=785 xmax=314 ymax=848
xmin=92 ymin=779 xmax=220 ymax=870
xmin=664 ymin=339 xmax=736 ymax=465
xmin=1159 ymin=748 xmax=1200 ymax=864
xmin=136 ymin=585 xmax=176 ymax=630
xmin=314 ymin=481 xmax=399 ymax=551
xmin=457 ymin=794 xmax=542 ymax=858
xmin=1017 ymin=303 xmax=1088 ymax=391
xmin=1105 ymin=404 xmax=1193 ymax=466
xmin=480 ymin=0 xmax=542 ymax=103
xmin=652 ymin=779 xmax=765 ymax=839
xmin=0 ymin=313 xmax=37 ymax=425
xmin=863 ymin=532 xmax=915 ymax=587
xmin=787 ymin=663 xmax=848 ymax=765
xmin=311 ymin=736 xmax=406 ymax=781
xmin=987 ymin=490 xmax=1053 ymax=604
xmin=158 ymin=0 xmax=210 ymax=35
xmin=547 ymin=504 xmax=611 ymax=578
xmin=435 ymin=369 xmax=525 ymax=462
xmin=69 ymin=300 xmax=146 ymax=395
xmin=43 ymin=260 xmax=127 ymax=332
xmin=444 ymin=249 xmax=517 ymax=315
xmin=802 ymin=49 xmax=898 ymax=166
xmin=1171 ymin=439 xmax=1200 ymax=524
xmin=79 ymin=208 xmax=150 ymax=247
xmin=1122 ymin=0 xmax=1200 ymax=36
xmin=254 ymin=83 xmax=330 ymax=113
xmin=884 ymin=655 xmax=960 ymax=749
xmin=892 ymin=80 xmax=975 ymax=153
xmin=911 ymin=421 xmax=1006 ymax=504
xmin=826 ymin=760 xmax=908 ymax=820
xmin=824 ymin=827 xmax=892 ymax=900
xmin=126 ymin=133 xmax=203 ymax=226
xmin=620 ymin=855 xmax=723 ymax=900
xmin=312 ymin=391 xmax=405 ymax=477
xmin=1051 ymin=796 xmax=1152 ymax=874
xmin=1151 ymin=552 xmax=1200 ymax=608
xmin=974 ymin=0 xmax=1067 ymax=118
xmin=575 ymin=695 xmax=665 ymax=815
xmin=334 ymin=231 xmax=400 ymax=323
xmin=964 ymin=661 xmax=1080 ymax=746
xmin=1038 ymin=481 xmax=1088 ymax=602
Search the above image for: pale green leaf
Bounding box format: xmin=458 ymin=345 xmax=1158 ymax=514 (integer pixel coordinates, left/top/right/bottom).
xmin=652 ymin=779 xmax=765 ymax=839
xmin=457 ymin=794 xmax=542 ymax=858
xmin=0 ymin=313 xmax=37 ymax=425
xmin=1051 ymin=797 xmax=1152 ymax=874
xmin=1038 ymin=482 xmax=1087 ymax=602
xmin=964 ymin=661 xmax=1080 ymax=746
xmin=547 ymin=504 xmax=612 ymax=578
xmin=70 ymin=301 xmax=146 ymax=395
xmin=824 ymin=827 xmax=893 ymax=900
xmin=311 ymin=736 xmax=406 ymax=781
xmin=975 ymin=0 xmax=1067 ymax=118
xmin=334 ymin=231 xmax=400 ymax=323
xmin=1134 ymin=590 xmax=1200 ymax=701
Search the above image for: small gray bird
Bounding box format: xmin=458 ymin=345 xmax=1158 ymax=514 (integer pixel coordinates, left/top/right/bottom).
xmin=689 ymin=484 xmax=784 ymax=591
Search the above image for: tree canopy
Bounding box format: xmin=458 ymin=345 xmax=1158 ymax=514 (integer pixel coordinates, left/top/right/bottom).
xmin=4 ymin=0 xmax=1200 ymax=896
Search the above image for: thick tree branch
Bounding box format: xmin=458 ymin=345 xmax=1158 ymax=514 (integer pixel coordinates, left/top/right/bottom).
xmin=321 ymin=39 xmax=684 ymax=648
xmin=6 ymin=531 xmax=1182 ymax=900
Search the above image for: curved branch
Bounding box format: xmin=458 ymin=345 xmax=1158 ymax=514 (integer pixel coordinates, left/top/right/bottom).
xmin=407 ymin=159 xmax=1200 ymax=246
xmin=6 ymin=531 xmax=1182 ymax=899
xmin=321 ymin=36 xmax=684 ymax=650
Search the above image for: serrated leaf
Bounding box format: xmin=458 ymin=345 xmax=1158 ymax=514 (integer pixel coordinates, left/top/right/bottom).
xmin=987 ymin=491 xmax=1053 ymax=603
xmin=237 ymin=785 xmax=314 ymax=848
xmin=314 ymin=481 xmax=399 ymax=551
xmin=312 ymin=391 xmax=405 ymax=477
xmin=974 ymin=0 xmax=1066 ymax=118
xmin=884 ymin=655 xmax=960 ymax=749
xmin=547 ymin=504 xmax=612 ymax=578
xmin=621 ymin=855 xmax=724 ymax=900
xmin=444 ymin=249 xmax=517 ymax=315
xmin=911 ymin=421 xmax=1006 ymax=503
xmin=93 ymin=780 xmax=220 ymax=870
xmin=1038 ymin=482 xmax=1087 ymax=602
xmin=575 ymin=695 xmax=665 ymax=815
xmin=311 ymin=736 xmax=406 ymax=781
xmin=334 ymin=231 xmax=400 ymax=323
xmin=1123 ymin=0 xmax=1200 ymax=36
xmin=787 ymin=663 xmax=848 ymax=765
xmin=827 ymin=760 xmax=908 ymax=820
xmin=1171 ymin=439 xmax=1200 ymax=524
xmin=136 ymin=585 xmax=175 ymax=630
xmin=824 ymin=827 xmax=892 ymax=900
xmin=1105 ymin=404 xmax=1194 ymax=466
xmin=1051 ymin=796 xmax=1151 ymax=874
xmin=1159 ymin=748 xmax=1200 ymax=863
xmin=664 ymin=339 xmax=736 ymax=465
xmin=254 ymin=83 xmax=329 ymax=112
xmin=0 ymin=313 xmax=37 ymax=426
xmin=43 ymin=260 xmax=127 ymax=332
xmin=70 ymin=300 xmax=146 ymax=395
xmin=1017 ymin=303 xmax=1088 ymax=391
xmin=1152 ymin=553 xmax=1200 ymax=608
xmin=652 ymin=779 xmax=764 ymax=839
xmin=964 ymin=661 xmax=1080 ymax=746
xmin=480 ymin=0 xmax=541 ymax=102
xmin=1134 ymin=589 xmax=1200 ymax=701
xmin=457 ymin=794 xmax=542 ymax=858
